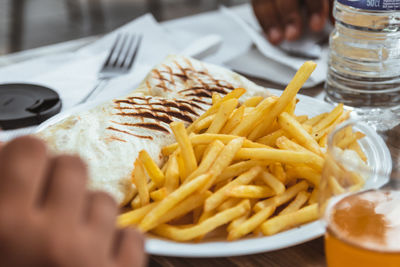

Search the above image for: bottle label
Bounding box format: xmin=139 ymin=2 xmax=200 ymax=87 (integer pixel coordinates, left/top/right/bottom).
xmin=338 ymin=0 xmax=400 ymax=10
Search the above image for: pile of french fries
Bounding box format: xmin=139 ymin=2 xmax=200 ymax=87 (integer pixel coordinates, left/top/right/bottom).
xmin=117 ymin=61 xmax=367 ymax=242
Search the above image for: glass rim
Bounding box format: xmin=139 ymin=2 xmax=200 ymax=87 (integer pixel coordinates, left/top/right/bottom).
xmin=326 ymin=119 xmax=393 ymax=186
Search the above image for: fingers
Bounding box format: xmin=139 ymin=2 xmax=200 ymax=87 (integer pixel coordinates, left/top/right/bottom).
xmin=252 ymin=0 xmax=332 ymax=44
xmin=276 ymin=0 xmax=303 ymax=41
xmin=86 ymin=192 xmax=147 ymax=267
xmin=252 ymin=0 xmax=284 ymax=45
xmin=0 ymin=136 xmax=48 ymax=209
xmin=86 ymin=192 xmax=117 ymax=255
xmin=305 ymin=0 xmax=330 ymax=32
xmin=329 ymin=0 xmax=334 ymax=24
xmin=42 ymin=155 xmax=88 ymax=223
xmin=114 ymin=228 xmax=147 ymax=267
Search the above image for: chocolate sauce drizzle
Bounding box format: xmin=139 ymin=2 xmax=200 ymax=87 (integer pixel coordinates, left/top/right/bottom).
xmin=107 ymin=126 xmax=153 ymax=140
xmin=107 ymin=60 xmax=237 ymax=141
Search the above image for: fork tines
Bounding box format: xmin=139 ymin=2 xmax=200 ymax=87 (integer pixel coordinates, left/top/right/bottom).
xmin=102 ymin=33 xmax=142 ymax=72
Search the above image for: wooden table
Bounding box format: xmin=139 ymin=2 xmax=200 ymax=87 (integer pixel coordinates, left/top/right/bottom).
xmin=1 ymin=38 xmax=399 ymax=267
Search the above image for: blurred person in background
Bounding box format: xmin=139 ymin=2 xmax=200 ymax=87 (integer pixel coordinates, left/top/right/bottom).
xmin=0 ymin=137 xmax=146 ymax=267
xmin=252 ymin=0 xmax=333 ymax=45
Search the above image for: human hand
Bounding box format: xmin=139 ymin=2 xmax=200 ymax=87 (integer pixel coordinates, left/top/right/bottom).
xmin=0 ymin=136 xmax=146 ymax=267
xmin=252 ymin=0 xmax=332 ymax=45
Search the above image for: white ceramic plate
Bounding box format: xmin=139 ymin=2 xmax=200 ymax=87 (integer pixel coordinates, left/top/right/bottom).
xmin=36 ymin=88 xmax=392 ymax=257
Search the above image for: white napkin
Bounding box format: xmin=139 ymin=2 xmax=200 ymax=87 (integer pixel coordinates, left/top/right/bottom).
xmin=0 ymin=14 xmax=177 ymax=141
xmin=162 ymin=8 xmax=253 ymax=65
xmin=222 ymin=4 xmax=331 ymax=87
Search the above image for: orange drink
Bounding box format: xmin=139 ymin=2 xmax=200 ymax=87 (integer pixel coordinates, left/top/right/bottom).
xmin=325 ymin=190 xmax=400 ymax=267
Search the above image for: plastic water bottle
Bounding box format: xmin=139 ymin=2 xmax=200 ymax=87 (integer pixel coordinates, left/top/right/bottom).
xmin=325 ymin=0 xmax=400 ymax=130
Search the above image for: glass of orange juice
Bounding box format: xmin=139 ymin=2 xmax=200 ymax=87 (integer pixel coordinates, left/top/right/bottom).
xmin=319 ymin=120 xmax=399 ymax=267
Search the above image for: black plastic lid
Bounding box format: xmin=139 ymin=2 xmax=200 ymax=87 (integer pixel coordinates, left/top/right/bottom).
xmin=0 ymin=83 xmax=62 ymax=130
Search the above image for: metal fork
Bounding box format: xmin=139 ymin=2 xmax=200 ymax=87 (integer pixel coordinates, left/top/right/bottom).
xmin=78 ymin=33 xmax=142 ymax=104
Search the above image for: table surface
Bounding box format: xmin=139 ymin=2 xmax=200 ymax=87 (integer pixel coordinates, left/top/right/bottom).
xmin=1 ymin=35 xmax=400 ymax=267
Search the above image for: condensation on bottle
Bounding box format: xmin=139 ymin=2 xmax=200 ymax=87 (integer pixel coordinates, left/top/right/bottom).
xmin=325 ymin=0 xmax=400 ymax=130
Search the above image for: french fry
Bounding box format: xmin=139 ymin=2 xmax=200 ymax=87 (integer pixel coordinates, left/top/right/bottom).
xmin=212 ymin=93 xmax=222 ymax=104
xmin=217 ymin=198 xmax=241 ymax=212
xmin=221 ymin=106 xmax=245 ymax=134
xmin=349 ymin=183 xmax=364 ymax=193
xmin=304 ymin=112 xmax=327 ymax=126
xmin=131 ymin=181 xmax=157 ymax=209
xmin=192 ymin=206 xmax=202 ymax=223
xmin=139 ymin=150 xmax=165 ymax=187
xmin=313 ymin=110 xmax=351 ymax=141
xmin=150 ymin=187 xmax=168 ymax=202
xmin=187 ymin=88 xmax=246 ymax=133
xmin=139 ymin=173 xmax=212 ymax=232
xmin=131 ymin=181 xmax=157 ymax=210
xmin=254 ymin=180 xmax=309 ymax=212
xmin=234 ymin=148 xmax=324 ymax=169
xmin=176 ymin=152 xmax=187 ymax=184
xmin=259 ymin=171 xmax=285 ymax=195
xmin=243 ymin=107 xmax=255 ymax=116
xmin=276 ymin=136 xmax=309 ymax=153
xmin=194 ymin=114 xmax=216 ymax=133
xmin=257 ymin=129 xmax=286 ymax=147
xmin=319 ymin=134 xmax=328 ymax=147
xmin=194 ymin=209 xmax=216 ymax=241
xmin=170 ymin=121 xmax=197 ymax=177
xmin=289 ymin=165 xmax=320 ymax=186
xmin=185 ymin=140 xmax=225 ymax=183
xmin=162 ymin=133 xmax=272 ymax=156
xmin=248 ymin=61 xmax=317 ymax=140
xmin=165 ymin=154 xmax=180 ymax=193
xmin=279 ymin=191 xmax=310 ymax=215
xmin=348 ymin=141 xmax=367 ymax=162
xmin=328 ymin=175 xmax=346 ymax=195
xmin=308 ymin=187 xmax=318 ymax=204
xmin=313 ymin=103 xmax=343 ymax=133
xmin=204 ymin=166 xmax=262 ymax=212
xmin=215 ymin=160 xmax=269 ymax=184
xmin=157 ymin=191 xmax=212 ymax=225
xmin=227 ymin=210 xmax=250 ymax=232
xmin=152 ymin=200 xmax=250 ymax=241
xmin=193 ymin=134 xmax=271 ymax=148
xmin=206 ymin=98 xmax=238 ymax=134
xmin=213 ymin=178 xmax=232 ymax=191
xmin=228 ymin=202 xmax=275 ymax=240
xmin=230 ymin=97 xmax=277 ymax=137
xmin=131 ymin=195 xmax=141 ymax=209
xmin=275 ymin=137 xmax=324 ymax=171
xmin=296 ymin=115 xmax=309 ymax=123
xmin=278 ymin=112 xmax=323 ymax=156
xmin=261 ymin=204 xmax=318 ymax=235
xmin=227 ymin=185 xmax=275 ymax=198
xmin=243 ymin=96 xmax=264 ymax=107
xmin=303 ymin=124 xmax=313 ymax=134
xmin=194 ymin=146 xmax=207 ymax=164
xmin=201 ymin=137 xmax=245 ymax=191
xmin=337 ymin=131 xmax=365 ymax=149
xmin=270 ymin=162 xmax=287 ymax=183
xmin=332 ymin=125 xmax=349 ymax=147
xmin=118 ymin=202 xmax=158 ymax=228
xmin=132 ymin=159 xmax=150 ymax=207
xmin=284 ymin=97 xmax=297 ymax=115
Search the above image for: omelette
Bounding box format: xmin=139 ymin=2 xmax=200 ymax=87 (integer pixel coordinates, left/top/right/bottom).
xmin=38 ymin=55 xmax=270 ymax=206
